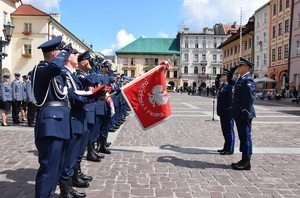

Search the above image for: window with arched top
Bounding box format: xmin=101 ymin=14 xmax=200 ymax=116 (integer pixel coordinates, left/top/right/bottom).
xmin=184 ymin=66 xmax=188 ymax=73
xmin=213 ymin=67 xmax=216 ymax=74
xmin=194 ymin=67 xmax=198 ymax=74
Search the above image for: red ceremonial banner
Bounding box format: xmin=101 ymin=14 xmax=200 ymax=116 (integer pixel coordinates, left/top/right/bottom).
xmin=121 ymin=64 xmax=171 ymax=130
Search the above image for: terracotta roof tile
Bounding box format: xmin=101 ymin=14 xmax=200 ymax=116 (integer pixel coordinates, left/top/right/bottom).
xmin=12 ymin=4 xmax=49 ymax=16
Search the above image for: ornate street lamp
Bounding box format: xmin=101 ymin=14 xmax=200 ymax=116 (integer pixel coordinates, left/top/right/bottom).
xmin=0 ymin=21 xmax=15 ymax=83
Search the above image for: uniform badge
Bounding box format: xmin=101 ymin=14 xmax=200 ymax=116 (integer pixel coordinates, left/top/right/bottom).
xmin=247 ymin=83 xmax=251 ymax=87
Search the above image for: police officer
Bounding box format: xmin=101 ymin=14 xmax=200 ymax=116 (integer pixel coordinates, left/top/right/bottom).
xmin=58 ymin=43 xmax=88 ymax=198
xmin=32 ymin=36 xmax=72 ymax=198
xmin=11 ymin=72 xmax=23 ymax=124
xmin=1 ymin=73 xmax=12 ymax=126
xmin=228 ymin=57 xmax=256 ymax=170
xmin=26 ymin=71 xmax=35 ymax=127
xmin=216 ymin=68 xmax=235 ymax=155
xmin=21 ymin=75 xmax=29 ymax=122
xmin=77 ymin=51 xmax=104 ymax=162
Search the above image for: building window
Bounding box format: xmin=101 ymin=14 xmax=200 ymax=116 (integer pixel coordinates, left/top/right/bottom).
xmin=220 ymin=55 xmax=223 ymax=61
xmin=184 ymin=54 xmax=189 ymax=61
xmin=234 ymin=45 xmax=237 ymax=54
xmin=244 ymin=40 xmax=248 ymax=50
xmin=24 ymin=44 xmax=32 ymax=54
xmin=201 ymin=67 xmax=206 ymax=74
xmin=256 ymin=16 xmax=260 ymax=27
xmin=278 ymin=47 xmax=282 ymax=60
xmin=249 ymin=38 xmax=252 ymax=48
xmin=273 ymin=3 xmax=277 ymax=16
xmin=279 ymin=0 xmax=283 ymax=12
xmin=145 ymin=70 xmax=149 ymax=73
xmin=256 ymin=55 xmax=260 ymax=67
xmin=256 ymin=35 xmax=260 ymax=45
xmin=227 ymin=49 xmax=230 ymax=57
xmin=145 ymin=58 xmax=149 ymax=65
xmin=202 ymin=54 xmax=206 ymax=61
xmin=155 ymin=58 xmax=158 ymax=65
xmin=3 ymin=11 xmax=8 ymax=25
xmin=214 ymin=40 xmax=217 ymax=48
xmin=124 ymin=70 xmax=128 ymax=76
xmin=213 ymin=54 xmax=217 ymax=61
xmin=264 ymin=12 xmax=268 ymax=23
xmin=263 ymin=32 xmax=267 ymax=42
xmin=149 ymin=58 xmax=155 ymax=65
xmin=194 ymin=54 xmax=199 ymax=61
xmin=224 ymin=50 xmax=226 ymax=58
xmin=297 ymin=41 xmax=300 ymax=56
xmin=195 ymin=41 xmax=198 ymax=48
xmin=272 ymin=49 xmax=276 ymax=61
xmin=24 ymin=23 xmax=32 ymax=32
xmin=213 ymin=67 xmax=216 ymax=75
xmin=123 ymin=58 xmax=128 ymax=65
xmin=174 ymin=71 xmax=177 ymax=78
xmin=166 ymin=71 xmax=170 ymax=78
xmin=286 ymin=0 xmax=290 ymax=8
xmin=203 ymin=41 xmax=206 ymax=49
xmin=174 ymin=59 xmax=178 ymax=66
xmin=194 ymin=67 xmax=198 ymax=74
xmin=284 ymin=44 xmax=289 ymax=58
xmin=263 ymin=53 xmax=267 ymax=65
xmin=131 ymin=70 xmax=135 ymax=77
xmin=231 ymin=47 xmax=233 ymax=55
xmin=285 ymin=19 xmax=289 ymax=33
xmin=131 ymin=58 xmax=135 ymax=65
xmin=184 ymin=66 xmax=188 ymax=73
xmin=185 ymin=41 xmax=188 ymax=48
xmin=273 ymin=26 xmax=276 ymax=38
xmin=278 ymin=23 xmax=282 ymax=35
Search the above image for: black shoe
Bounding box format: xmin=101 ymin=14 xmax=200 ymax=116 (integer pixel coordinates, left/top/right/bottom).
xmin=232 ymin=153 xmax=251 ymax=170
xmin=59 ymin=182 xmax=74 ymax=198
xmin=217 ymin=149 xmax=225 ymax=152
xmin=109 ymin=128 xmax=116 ymax=132
xmin=115 ymin=123 xmax=120 ymax=126
xmin=68 ymin=177 xmax=86 ymax=198
xmin=77 ymin=164 xmax=93 ymax=182
xmin=220 ymin=151 xmax=233 ymax=155
xmin=114 ymin=125 xmax=120 ymax=129
xmin=2 ymin=123 xmax=8 ymax=126
xmin=72 ymin=167 xmax=90 ymax=188
xmin=106 ymin=142 xmax=111 ymax=147
xmin=93 ymin=150 xmax=105 ymax=159
xmin=28 ymin=124 xmax=34 ymax=127
xmin=86 ymin=145 xmax=101 ymax=162
xmin=13 ymin=121 xmax=20 ymax=124
xmin=98 ymin=146 xmax=111 ymax=154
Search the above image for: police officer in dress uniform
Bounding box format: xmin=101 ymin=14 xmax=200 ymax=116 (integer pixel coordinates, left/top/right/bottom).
xmin=216 ymin=68 xmax=235 ymax=155
xmin=11 ymin=72 xmax=23 ymax=124
xmin=76 ymin=51 xmax=104 ymax=162
xmin=58 ymin=43 xmax=90 ymax=198
xmin=21 ymin=75 xmax=29 ymax=122
xmin=1 ymin=73 xmax=12 ymax=126
xmin=228 ymin=57 xmax=256 ymax=170
xmin=32 ymin=36 xmax=72 ymax=198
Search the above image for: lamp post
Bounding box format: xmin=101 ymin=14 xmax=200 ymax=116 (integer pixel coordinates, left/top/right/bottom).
xmin=0 ymin=21 xmax=15 ymax=83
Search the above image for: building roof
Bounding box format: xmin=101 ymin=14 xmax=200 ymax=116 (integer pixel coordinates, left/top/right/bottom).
xmin=11 ymin=4 xmax=49 ymax=16
xmin=222 ymin=24 xmax=244 ymax=36
xmin=116 ymin=38 xmax=180 ymax=55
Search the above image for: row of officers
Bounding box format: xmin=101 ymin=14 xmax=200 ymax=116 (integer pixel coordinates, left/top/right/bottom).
xmin=22 ymin=36 xmax=130 ymax=198
xmin=0 ymin=72 xmax=35 ymax=126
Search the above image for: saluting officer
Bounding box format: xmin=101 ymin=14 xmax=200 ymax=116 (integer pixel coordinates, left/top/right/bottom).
xmin=1 ymin=73 xmax=12 ymax=126
xmin=11 ymin=72 xmax=23 ymax=124
xmin=228 ymin=57 xmax=256 ymax=170
xmin=32 ymin=36 xmax=71 ymax=198
xmin=216 ymin=68 xmax=235 ymax=155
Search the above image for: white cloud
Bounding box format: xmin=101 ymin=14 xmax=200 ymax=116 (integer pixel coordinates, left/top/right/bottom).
xmin=181 ymin=0 xmax=269 ymax=31
xmin=101 ymin=29 xmax=136 ymax=56
xmin=157 ymin=32 xmax=169 ymax=38
xmin=22 ymin=0 xmax=61 ymax=12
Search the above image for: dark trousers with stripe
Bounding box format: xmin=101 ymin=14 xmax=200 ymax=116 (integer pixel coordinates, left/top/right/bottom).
xmin=35 ymin=137 xmax=66 ymax=198
xmin=220 ymin=116 xmax=235 ymax=152
xmin=235 ymin=118 xmax=252 ymax=155
xmin=12 ymin=100 xmax=21 ymax=122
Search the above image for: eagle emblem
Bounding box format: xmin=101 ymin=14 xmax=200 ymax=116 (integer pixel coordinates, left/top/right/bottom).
xmin=148 ymin=85 xmax=168 ymax=107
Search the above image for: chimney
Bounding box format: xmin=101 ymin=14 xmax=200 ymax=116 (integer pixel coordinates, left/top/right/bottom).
xmin=50 ymin=13 xmax=60 ymax=23
xmin=183 ymin=28 xmax=189 ymax=33
xmin=233 ymin=21 xmax=237 ymax=28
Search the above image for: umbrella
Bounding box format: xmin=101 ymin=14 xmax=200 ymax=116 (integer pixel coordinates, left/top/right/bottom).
xmin=254 ymin=77 xmax=276 ymax=83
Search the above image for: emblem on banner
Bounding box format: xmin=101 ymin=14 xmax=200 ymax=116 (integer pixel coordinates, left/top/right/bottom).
xmin=148 ymin=85 xmax=168 ymax=107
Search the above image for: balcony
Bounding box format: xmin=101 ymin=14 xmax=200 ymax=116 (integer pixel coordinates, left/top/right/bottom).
xmin=200 ymin=61 xmax=207 ymax=66
xmin=211 ymin=61 xmax=220 ymax=66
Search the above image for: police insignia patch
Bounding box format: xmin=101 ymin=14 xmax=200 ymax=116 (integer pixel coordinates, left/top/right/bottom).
xmin=247 ymin=83 xmax=251 ymax=86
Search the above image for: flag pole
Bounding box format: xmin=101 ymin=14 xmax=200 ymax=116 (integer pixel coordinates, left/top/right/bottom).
xmin=239 ymin=7 xmax=242 ymax=59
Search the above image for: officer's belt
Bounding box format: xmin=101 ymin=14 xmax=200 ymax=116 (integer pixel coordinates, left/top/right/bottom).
xmin=233 ymin=98 xmax=242 ymax=104
xmin=41 ymin=101 xmax=68 ymax=108
xmin=72 ymin=104 xmax=86 ymax=109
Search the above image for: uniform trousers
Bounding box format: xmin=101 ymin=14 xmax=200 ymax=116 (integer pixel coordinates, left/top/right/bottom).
xmin=27 ymin=102 xmax=35 ymax=126
xmin=59 ymin=134 xmax=81 ymax=184
xmin=35 ymin=137 xmax=66 ymax=198
xmin=220 ymin=116 xmax=235 ymax=152
xmin=12 ymin=100 xmax=21 ymax=122
xmin=99 ymin=115 xmax=110 ymax=141
xmin=235 ymin=118 xmax=252 ymax=156
xmin=77 ymin=129 xmax=89 ymax=166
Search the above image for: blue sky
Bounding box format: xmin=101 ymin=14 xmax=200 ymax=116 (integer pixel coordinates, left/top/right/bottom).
xmin=22 ymin=0 xmax=269 ymax=55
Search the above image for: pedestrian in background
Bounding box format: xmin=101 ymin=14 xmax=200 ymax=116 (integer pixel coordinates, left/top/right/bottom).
xmin=21 ymin=75 xmax=29 ymax=122
xmin=11 ymin=72 xmax=23 ymax=124
xmin=1 ymin=73 xmax=12 ymax=126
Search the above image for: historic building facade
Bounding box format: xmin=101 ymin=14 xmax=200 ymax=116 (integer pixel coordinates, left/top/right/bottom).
xmin=254 ymin=2 xmax=270 ymax=83
xmin=115 ymin=37 xmax=180 ymax=88
xmin=268 ymin=0 xmax=292 ymax=89
xmin=178 ymin=26 xmax=228 ymax=89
